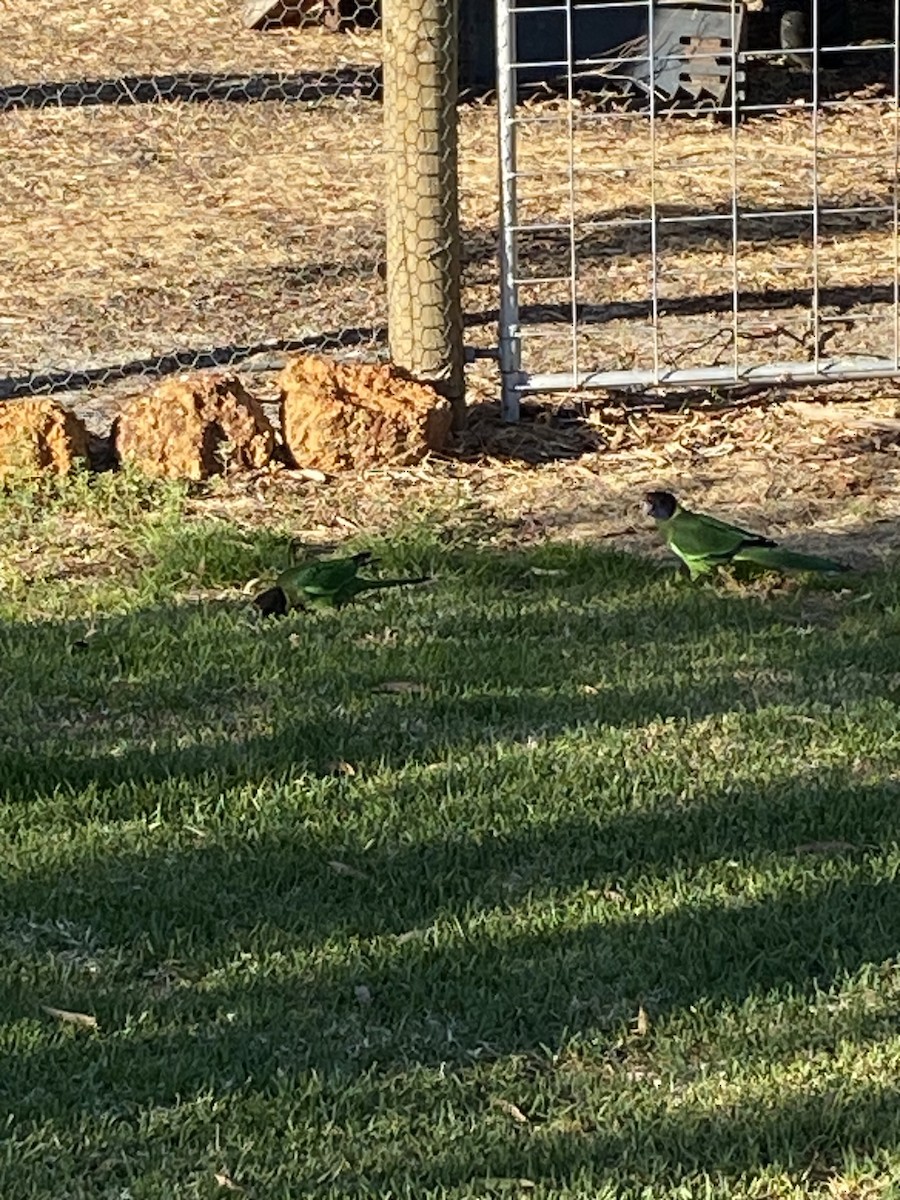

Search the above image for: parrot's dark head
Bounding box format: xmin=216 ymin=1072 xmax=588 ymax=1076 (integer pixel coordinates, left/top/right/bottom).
xmin=643 ymin=490 xmax=677 ymax=521
xmin=253 ymin=585 xmax=288 ymax=618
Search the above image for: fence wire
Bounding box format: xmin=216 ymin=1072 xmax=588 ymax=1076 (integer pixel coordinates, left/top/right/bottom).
xmin=0 ymin=0 xmax=388 ymax=416
xmin=496 ymin=0 xmax=900 ymax=418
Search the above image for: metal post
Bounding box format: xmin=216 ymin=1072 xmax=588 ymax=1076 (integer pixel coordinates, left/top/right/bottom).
xmin=383 ymin=0 xmax=466 ymax=428
xmin=496 ymin=0 xmax=523 ymax=423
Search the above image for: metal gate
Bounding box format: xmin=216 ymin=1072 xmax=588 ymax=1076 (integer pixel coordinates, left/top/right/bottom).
xmin=495 ymin=0 xmax=900 ymax=420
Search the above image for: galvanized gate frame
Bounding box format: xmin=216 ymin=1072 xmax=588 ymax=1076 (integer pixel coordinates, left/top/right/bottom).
xmin=494 ymin=0 xmax=900 ymax=422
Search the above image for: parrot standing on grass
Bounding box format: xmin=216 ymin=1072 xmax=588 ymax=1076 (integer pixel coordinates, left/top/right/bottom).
xmin=644 ymin=491 xmax=849 ymax=581
xmin=253 ymin=551 xmax=431 ymax=616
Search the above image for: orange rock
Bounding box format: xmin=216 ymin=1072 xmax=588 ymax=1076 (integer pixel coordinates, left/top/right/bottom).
xmin=279 ymin=355 xmax=452 ymax=473
xmin=0 ymin=398 xmax=88 ymax=479
xmin=116 ymin=373 xmax=275 ymax=480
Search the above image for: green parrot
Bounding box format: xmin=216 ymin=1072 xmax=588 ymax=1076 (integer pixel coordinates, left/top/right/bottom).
xmin=644 ymin=491 xmax=849 ymax=581
xmin=253 ymin=550 xmax=430 ymax=616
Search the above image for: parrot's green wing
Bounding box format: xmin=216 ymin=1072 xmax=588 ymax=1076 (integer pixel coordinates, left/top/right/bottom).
xmin=275 ymin=553 xmax=369 ymax=601
xmin=666 ymin=507 xmax=773 ymax=560
xmin=278 ymin=561 xmax=356 ymax=595
xmin=655 ymin=506 xmax=775 ymax=579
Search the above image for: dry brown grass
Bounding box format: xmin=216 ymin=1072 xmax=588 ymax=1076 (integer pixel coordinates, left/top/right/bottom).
xmin=1 ymin=1 xmax=382 ymax=83
xmin=0 ymin=99 xmax=386 ymax=376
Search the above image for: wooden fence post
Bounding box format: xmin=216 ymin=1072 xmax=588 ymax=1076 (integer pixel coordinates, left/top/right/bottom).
xmin=382 ymin=0 xmax=465 ymax=427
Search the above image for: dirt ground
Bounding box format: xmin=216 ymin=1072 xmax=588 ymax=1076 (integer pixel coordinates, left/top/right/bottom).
xmin=3 ymin=1 xmax=900 ymax=565
xmin=165 ymin=381 xmax=900 ymax=576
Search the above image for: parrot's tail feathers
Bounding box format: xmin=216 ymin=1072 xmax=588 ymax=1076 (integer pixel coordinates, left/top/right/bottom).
xmin=253 ymin=585 xmax=290 ymax=617
xmin=735 ymin=545 xmax=849 ymax=574
xmin=361 ymin=576 xmax=432 ymax=591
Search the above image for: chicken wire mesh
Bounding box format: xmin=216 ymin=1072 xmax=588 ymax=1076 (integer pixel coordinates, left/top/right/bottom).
xmin=0 ymin=1 xmax=391 ymax=422
xmin=496 ymin=0 xmax=900 ymax=420
xmin=383 ymin=0 xmax=465 ymax=415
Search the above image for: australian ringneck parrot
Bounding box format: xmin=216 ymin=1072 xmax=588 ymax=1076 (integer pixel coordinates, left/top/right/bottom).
xmin=253 ymin=551 xmax=430 ymax=616
xmin=644 ymin=491 xmax=849 ymax=581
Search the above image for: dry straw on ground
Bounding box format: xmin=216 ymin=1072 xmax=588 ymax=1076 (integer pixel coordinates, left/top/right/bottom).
xmin=2 ymin=2 xmax=896 ymax=383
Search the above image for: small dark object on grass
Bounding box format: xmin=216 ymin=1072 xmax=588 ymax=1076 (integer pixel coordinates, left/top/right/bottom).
xmin=253 ymin=586 xmax=290 ymax=618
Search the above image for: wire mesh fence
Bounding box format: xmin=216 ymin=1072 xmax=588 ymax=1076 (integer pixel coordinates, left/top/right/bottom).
xmin=0 ymin=1 xmax=391 ymax=420
xmin=496 ymin=0 xmax=900 ymax=418
xmin=10 ymin=0 xmax=892 ymax=435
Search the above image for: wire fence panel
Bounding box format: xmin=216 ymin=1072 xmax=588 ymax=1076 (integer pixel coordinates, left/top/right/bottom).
xmin=496 ymin=0 xmax=900 ymax=418
xmin=0 ymin=1 xmax=386 ymax=416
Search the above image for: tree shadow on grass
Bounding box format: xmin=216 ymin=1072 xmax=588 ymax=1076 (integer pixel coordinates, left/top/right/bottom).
xmin=2 ymin=535 xmax=900 ymax=1191
xmin=0 ymin=539 xmax=871 ymax=803
xmin=5 ymin=768 xmax=900 ymax=1192
xmin=6 ymin=761 xmax=900 ymax=989
xmin=393 ymin=1079 xmax=900 ymax=1195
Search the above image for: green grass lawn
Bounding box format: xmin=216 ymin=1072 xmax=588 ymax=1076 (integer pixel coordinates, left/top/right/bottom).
xmin=2 ymin=472 xmax=900 ymax=1199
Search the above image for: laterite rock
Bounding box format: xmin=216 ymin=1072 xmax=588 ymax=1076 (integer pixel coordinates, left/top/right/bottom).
xmin=0 ymin=398 xmax=89 ymax=479
xmin=279 ymin=354 xmax=452 ymax=473
xmin=115 ymin=373 xmax=275 ymax=480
